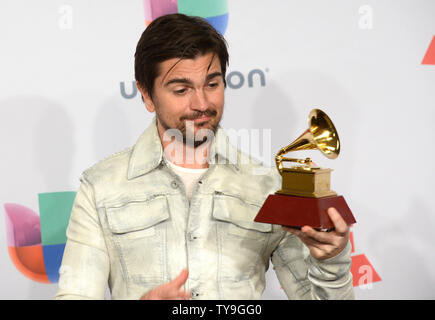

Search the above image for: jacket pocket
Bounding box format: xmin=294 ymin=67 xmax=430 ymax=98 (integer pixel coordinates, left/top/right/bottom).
xmin=212 ymin=192 xmax=272 ymax=282
xmin=105 ymin=195 xmax=170 ymax=284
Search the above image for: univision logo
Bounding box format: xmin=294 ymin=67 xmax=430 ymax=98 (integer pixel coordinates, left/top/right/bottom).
xmin=143 ymin=0 xmax=229 ymax=35
xmin=120 ymin=68 xmax=268 ymax=99
xmin=4 ymin=192 xmax=76 ymax=283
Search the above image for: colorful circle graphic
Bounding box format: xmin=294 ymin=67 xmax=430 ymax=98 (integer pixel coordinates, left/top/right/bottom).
xmin=144 ymin=0 xmax=229 ymax=35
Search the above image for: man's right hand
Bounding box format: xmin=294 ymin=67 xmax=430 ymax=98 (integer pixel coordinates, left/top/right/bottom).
xmin=140 ymin=269 xmax=191 ymax=300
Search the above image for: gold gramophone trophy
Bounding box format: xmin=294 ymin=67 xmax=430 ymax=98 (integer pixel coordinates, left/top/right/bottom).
xmin=254 ymin=109 xmax=356 ymax=230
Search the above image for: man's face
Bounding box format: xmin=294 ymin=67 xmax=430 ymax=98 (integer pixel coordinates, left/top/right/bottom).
xmin=139 ymin=52 xmax=225 ymax=146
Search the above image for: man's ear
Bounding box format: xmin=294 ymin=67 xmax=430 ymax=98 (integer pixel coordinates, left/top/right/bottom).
xmin=136 ymin=81 xmax=155 ymax=113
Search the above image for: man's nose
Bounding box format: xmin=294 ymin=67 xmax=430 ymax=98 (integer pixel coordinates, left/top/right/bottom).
xmin=191 ymin=89 xmax=209 ymax=112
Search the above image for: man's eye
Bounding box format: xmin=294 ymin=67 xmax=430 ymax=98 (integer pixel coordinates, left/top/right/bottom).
xmin=174 ymin=88 xmax=187 ymax=95
xmin=208 ymin=82 xmax=219 ymax=88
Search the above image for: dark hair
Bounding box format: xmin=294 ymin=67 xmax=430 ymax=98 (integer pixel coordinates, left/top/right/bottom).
xmin=134 ymin=13 xmax=229 ymax=99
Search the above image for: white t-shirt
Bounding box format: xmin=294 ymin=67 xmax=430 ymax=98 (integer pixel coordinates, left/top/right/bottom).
xmin=163 ymin=155 xmax=208 ymax=201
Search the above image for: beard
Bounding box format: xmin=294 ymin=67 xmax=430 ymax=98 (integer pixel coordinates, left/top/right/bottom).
xmin=158 ymin=109 xmax=221 ymax=148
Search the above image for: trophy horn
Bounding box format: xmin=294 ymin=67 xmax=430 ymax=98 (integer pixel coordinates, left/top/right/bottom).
xmin=275 ymin=109 xmax=340 ymax=173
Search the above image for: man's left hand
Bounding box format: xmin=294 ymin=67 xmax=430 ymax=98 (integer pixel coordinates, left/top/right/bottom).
xmin=282 ymin=207 xmax=350 ymax=260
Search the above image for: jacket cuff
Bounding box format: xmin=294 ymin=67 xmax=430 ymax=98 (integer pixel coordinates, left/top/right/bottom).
xmin=307 ymin=240 xmax=352 ymax=282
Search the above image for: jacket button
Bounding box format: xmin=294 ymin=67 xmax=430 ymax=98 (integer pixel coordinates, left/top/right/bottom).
xmin=187 ymin=233 xmax=198 ymax=241
xmin=171 ymin=181 xmax=178 ymax=189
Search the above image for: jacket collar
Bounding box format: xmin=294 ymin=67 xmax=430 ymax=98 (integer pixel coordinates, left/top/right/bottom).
xmin=127 ymin=117 xmax=240 ymax=180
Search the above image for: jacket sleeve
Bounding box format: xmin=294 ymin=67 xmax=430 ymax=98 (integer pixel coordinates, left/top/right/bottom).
xmin=271 ymin=232 xmax=354 ymax=300
xmin=55 ymin=176 xmax=110 ymax=300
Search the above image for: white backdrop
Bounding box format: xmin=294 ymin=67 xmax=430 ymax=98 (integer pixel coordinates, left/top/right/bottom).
xmin=1 ymin=0 xmax=435 ymax=299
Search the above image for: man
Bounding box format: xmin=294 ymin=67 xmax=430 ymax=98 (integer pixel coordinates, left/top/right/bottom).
xmin=56 ymin=13 xmax=353 ymax=300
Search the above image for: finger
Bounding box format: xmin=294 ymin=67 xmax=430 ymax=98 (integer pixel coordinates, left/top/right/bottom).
xmin=327 ymin=207 xmax=348 ymax=236
xmin=282 ymin=226 xmax=332 ymax=251
xmin=299 ymin=236 xmax=326 ymax=251
xmin=301 ymin=226 xmax=333 ymax=244
xmin=282 ymin=227 xmax=310 ymax=241
xmin=160 ymin=288 xmax=191 ymax=300
xmin=141 ymin=270 xmax=190 ymax=300
xmin=307 ymin=245 xmax=325 ymax=259
xmin=160 ymin=269 xmax=189 ymax=298
xmin=289 ymin=228 xmax=326 ymax=249
xmin=163 ymin=283 xmax=190 ymax=300
xmin=177 ymin=290 xmax=191 ymax=300
xmin=281 ymin=226 xmax=301 ymax=235
xmin=169 ymin=268 xmax=189 ymax=290
xmin=168 ymin=289 xmax=191 ymax=300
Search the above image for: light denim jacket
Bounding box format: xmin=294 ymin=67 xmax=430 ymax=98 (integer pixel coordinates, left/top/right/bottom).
xmin=55 ymin=119 xmax=354 ymax=300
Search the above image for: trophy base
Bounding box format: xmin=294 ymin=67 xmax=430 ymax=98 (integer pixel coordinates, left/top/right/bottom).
xmin=254 ymin=194 xmax=356 ymax=230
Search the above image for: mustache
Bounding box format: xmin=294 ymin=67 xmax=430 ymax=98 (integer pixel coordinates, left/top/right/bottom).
xmin=179 ymin=109 xmax=217 ymax=122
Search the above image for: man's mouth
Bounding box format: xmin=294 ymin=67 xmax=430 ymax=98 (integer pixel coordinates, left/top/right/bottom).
xmin=191 ymin=115 xmax=211 ymax=123
xmin=181 ymin=110 xmax=217 ymax=124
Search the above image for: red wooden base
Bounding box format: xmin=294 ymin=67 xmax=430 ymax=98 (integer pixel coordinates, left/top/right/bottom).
xmin=254 ymin=194 xmax=356 ymax=229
